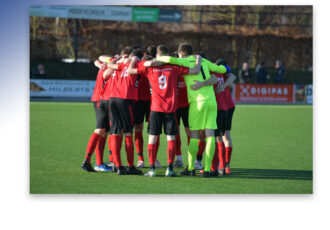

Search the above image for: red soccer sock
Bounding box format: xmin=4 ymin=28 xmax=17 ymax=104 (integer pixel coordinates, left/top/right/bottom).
xmin=225 ymin=147 xmax=233 ymax=165
xmin=175 ymin=134 xmax=182 ymax=156
xmin=211 ymin=143 xmax=219 ymax=171
xmin=167 ymin=140 xmax=176 ymax=164
xmin=108 ymin=134 xmax=113 ymax=163
xmin=155 ymin=137 xmax=160 ymax=157
xmin=196 ymin=140 xmax=206 ymax=161
xmin=111 ymin=135 xmax=122 ymax=167
xmin=148 ymin=144 xmax=157 ymax=167
xmin=134 ymin=131 xmax=144 ymax=161
xmin=219 ymin=142 xmax=226 ymax=169
xmin=95 ymin=136 xmax=107 ymax=166
xmin=125 ymin=136 xmax=134 ymax=167
xmin=85 ymin=133 xmax=101 ymax=162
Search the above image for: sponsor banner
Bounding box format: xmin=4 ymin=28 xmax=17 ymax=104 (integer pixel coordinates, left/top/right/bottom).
xmin=30 ymin=79 xmax=95 ymax=98
xmin=295 ymin=84 xmax=313 ymax=104
xmin=30 ymin=5 xmax=132 ymax=21
xmin=132 ymin=7 xmax=160 ymax=22
xmin=234 ymin=84 xmax=295 ymax=103
xmin=158 ymin=9 xmax=182 ymax=22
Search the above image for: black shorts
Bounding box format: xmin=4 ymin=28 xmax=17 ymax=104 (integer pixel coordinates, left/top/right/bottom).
xmin=176 ymin=106 xmax=189 ymax=128
xmin=93 ymin=99 xmax=110 ymax=132
xmin=215 ymin=110 xmax=228 ymax=137
xmin=109 ymin=97 xmax=135 ymax=135
xmin=134 ymin=100 xmax=151 ymax=124
xmin=226 ymin=107 xmax=235 ymax=130
xmin=148 ymin=111 xmax=179 ymax=136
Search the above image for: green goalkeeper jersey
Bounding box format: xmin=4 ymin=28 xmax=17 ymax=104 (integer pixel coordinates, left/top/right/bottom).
xmin=156 ymin=55 xmax=227 ymax=103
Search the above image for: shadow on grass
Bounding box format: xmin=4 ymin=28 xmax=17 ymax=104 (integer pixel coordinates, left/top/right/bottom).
xmin=226 ymin=168 xmax=313 ymax=180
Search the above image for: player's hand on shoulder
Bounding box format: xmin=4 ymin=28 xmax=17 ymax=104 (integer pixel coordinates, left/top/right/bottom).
xmin=191 ymin=80 xmax=204 ymax=90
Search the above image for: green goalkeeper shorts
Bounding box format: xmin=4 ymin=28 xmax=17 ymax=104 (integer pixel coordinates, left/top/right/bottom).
xmin=188 ymin=99 xmax=218 ymax=130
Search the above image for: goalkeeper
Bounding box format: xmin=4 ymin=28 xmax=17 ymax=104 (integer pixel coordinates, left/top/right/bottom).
xmin=156 ymin=43 xmax=229 ymax=177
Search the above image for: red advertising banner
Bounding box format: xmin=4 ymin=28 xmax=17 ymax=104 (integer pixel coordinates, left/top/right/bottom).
xmin=234 ymin=84 xmax=295 ymax=103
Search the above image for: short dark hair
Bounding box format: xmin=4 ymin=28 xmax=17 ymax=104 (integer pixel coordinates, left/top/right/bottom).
xmin=130 ymin=48 xmax=144 ymax=59
xmin=121 ymin=46 xmax=132 ymax=56
xmin=142 ymin=55 xmax=154 ymax=61
xmin=178 ymin=43 xmax=193 ymax=56
xmin=216 ymin=59 xmax=226 ymax=66
xmin=157 ymin=44 xmax=169 ymax=56
xmin=196 ymin=52 xmax=207 ymax=59
xmin=146 ymin=45 xmax=157 ymax=58
xmin=172 ymin=51 xmax=179 ymax=58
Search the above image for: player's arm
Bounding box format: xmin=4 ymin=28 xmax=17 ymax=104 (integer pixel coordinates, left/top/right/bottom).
xmin=99 ymin=55 xmax=112 ymax=63
xmin=223 ymin=73 xmax=237 ymax=88
xmin=191 ymin=74 xmax=220 ymax=91
xmin=127 ymin=56 xmax=140 ymax=75
xmin=187 ymin=55 xmax=202 ymax=74
xmin=94 ymin=60 xmax=103 ymax=69
xmin=103 ymin=68 xmax=114 ymax=80
xmin=107 ymin=56 xmax=121 ymax=70
xmin=156 ymin=56 xmax=189 ymax=67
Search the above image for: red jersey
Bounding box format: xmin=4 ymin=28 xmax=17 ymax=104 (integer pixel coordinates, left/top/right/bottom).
xmin=178 ymin=75 xmax=189 ymax=108
xmin=137 ymin=64 xmax=189 ymax=113
xmin=213 ymin=73 xmax=228 ymax=111
xmin=91 ymin=68 xmax=106 ymax=102
xmin=136 ymin=61 xmax=151 ymax=101
xmin=224 ymin=74 xmax=235 ymax=108
xmin=100 ymin=67 xmax=112 ymax=100
xmin=111 ymin=62 xmax=139 ymax=101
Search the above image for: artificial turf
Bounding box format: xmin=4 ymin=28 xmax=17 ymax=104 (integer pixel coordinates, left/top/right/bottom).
xmin=30 ymin=102 xmax=312 ymax=194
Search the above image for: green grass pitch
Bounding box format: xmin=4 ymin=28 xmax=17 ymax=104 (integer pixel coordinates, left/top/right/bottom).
xmin=30 ymin=102 xmax=312 ymax=194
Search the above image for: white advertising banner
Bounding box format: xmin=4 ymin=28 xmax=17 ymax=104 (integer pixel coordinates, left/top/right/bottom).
xmin=30 ymin=5 xmax=132 ymax=21
xmin=30 ymin=79 xmax=96 ymax=98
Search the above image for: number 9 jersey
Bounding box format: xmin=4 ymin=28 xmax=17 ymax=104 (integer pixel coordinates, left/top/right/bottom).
xmin=137 ymin=64 xmax=189 ymax=113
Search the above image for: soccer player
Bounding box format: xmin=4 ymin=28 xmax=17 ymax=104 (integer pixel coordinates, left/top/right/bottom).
xmin=156 ymin=43 xmax=228 ymax=177
xmin=173 ymin=73 xmax=190 ymax=168
xmin=133 ymin=47 xmax=154 ymax=168
xmin=81 ymin=58 xmax=113 ymax=172
xmin=210 ymin=63 xmax=237 ymax=176
xmin=127 ymin=45 xmax=202 ymax=177
xmin=105 ymin=47 xmax=144 ymax=175
xmin=220 ymin=59 xmax=236 ymax=174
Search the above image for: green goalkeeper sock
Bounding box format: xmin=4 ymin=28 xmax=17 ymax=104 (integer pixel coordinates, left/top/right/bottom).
xmin=204 ymin=136 xmax=216 ymax=172
xmin=188 ymin=138 xmax=199 ymax=171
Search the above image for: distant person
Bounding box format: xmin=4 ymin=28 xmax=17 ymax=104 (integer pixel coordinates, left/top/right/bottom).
xmin=32 ymin=64 xmax=48 ymax=78
xmin=238 ymin=62 xmax=252 ymax=83
xmin=274 ymin=60 xmax=285 ymax=84
xmin=256 ymin=61 xmax=268 ymax=84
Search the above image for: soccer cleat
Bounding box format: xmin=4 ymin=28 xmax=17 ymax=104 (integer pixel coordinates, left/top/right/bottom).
xmin=202 ymin=171 xmax=211 ymax=178
xmin=180 ymin=167 xmax=195 ymax=176
xmin=94 ymin=163 xmax=113 ymax=172
xmin=116 ymin=166 xmax=127 ymax=175
xmin=194 ymin=160 xmax=203 ymax=170
xmin=225 ymin=167 xmax=231 ymax=174
xmin=165 ymin=168 xmax=177 ymax=177
xmin=107 ymin=162 xmax=114 ymax=168
xmin=218 ymin=168 xmax=226 ymax=176
xmin=155 ymin=160 xmax=162 ymax=168
xmin=210 ymin=170 xmax=219 ymax=177
xmin=126 ymin=166 xmax=143 ymax=175
xmin=81 ymin=160 xmax=96 ymax=172
xmin=144 ymin=168 xmax=156 ymax=177
xmin=173 ymin=159 xmax=183 ymax=168
xmin=136 ymin=160 xmax=145 ymax=168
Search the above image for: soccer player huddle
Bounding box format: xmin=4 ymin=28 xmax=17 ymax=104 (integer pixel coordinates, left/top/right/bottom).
xmin=81 ymin=43 xmax=236 ymax=178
